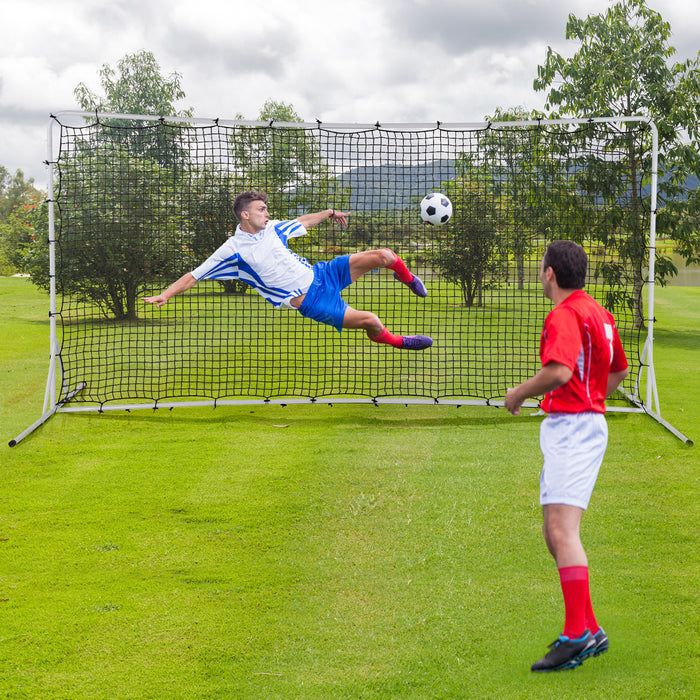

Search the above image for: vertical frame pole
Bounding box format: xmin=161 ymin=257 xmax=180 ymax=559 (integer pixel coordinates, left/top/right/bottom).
xmin=43 ymin=117 xmax=59 ymax=415
xmin=645 ymin=121 xmax=659 ymax=414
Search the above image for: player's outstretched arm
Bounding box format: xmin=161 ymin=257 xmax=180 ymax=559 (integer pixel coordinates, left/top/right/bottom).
xmin=142 ymin=272 xmax=198 ymax=307
xmin=297 ymin=208 xmax=349 ymax=229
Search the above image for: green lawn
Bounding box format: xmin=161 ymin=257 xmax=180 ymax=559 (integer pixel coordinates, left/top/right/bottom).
xmin=1 ymin=277 xmax=697 ymax=699
xmin=42 ymin=268 xmax=643 ymax=409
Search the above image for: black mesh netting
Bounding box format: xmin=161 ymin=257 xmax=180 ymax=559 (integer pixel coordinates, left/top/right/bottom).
xmin=51 ymin=115 xmax=650 ymax=407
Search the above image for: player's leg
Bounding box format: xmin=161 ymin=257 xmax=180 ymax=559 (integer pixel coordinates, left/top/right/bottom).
xmin=531 ymin=504 xmax=596 ymax=671
xmin=542 ymin=503 xmax=586 ymax=568
xmin=541 ymin=413 xmax=607 ymax=641
xmin=531 ymin=413 xmax=610 ymax=672
xmin=347 ymin=249 xmax=394 ymax=281
xmin=342 ymin=307 xmax=432 ymax=350
xmin=342 ymin=308 xmax=384 ymax=337
xmin=542 ymin=504 xmax=591 ymax=637
xmin=302 ymin=255 xmax=431 ymax=349
xmin=545 ymin=504 xmax=607 ymax=657
xmin=348 ymin=249 xmax=427 ymax=297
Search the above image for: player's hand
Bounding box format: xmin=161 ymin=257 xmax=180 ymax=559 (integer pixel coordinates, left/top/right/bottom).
xmin=504 ymin=387 xmax=523 ymax=416
xmin=142 ymin=295 xmax=168 ymax=307
xmin=330 ymin=210 xmax=349 ymax=227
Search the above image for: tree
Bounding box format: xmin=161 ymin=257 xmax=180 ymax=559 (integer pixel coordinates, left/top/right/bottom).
xmin=75 ymin=49 xmax=191 ymax=118
xmin=0 ymin=168 xmax=45 ymax=274
xmin=0 ymin=167 xmax=37 ymax=219
xmin=429 ymin=160 xmax=507 ymax=307
xmin=481 ymin=107 xmax=549 ymax=290
xmin=44 ymin=145 xmax=187 ymax=320
xmin=0 ymin=189 xmax=47 ymax=275
xmin=231 ymin=99 xmax=349 ymax=229
xmin=26 ymin=52 xmax=196 ymax=318
xmin=74 ymin=50 xmax=192 ymax=170
xmin=533 ymin=0 xmax=700 ymax=326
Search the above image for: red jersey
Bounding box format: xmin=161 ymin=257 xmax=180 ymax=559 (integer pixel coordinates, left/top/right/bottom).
xmin=540 ymin=290 xmax=628 ymax=414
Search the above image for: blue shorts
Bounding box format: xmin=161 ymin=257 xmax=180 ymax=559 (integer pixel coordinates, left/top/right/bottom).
xmin=298 ymin=255 xmax=352 ymax=332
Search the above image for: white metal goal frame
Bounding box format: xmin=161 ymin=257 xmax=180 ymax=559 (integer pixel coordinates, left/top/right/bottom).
xmin=8 ymin=112 xmax=693 ymax=446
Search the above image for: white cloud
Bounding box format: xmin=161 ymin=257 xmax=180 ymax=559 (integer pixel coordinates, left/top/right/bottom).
xmin=0 ymin=0 xmax=696 ymax=184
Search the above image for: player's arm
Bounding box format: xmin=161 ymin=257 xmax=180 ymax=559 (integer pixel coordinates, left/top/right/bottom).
xmin=606 ymin=367 xmax=629 ymax=397
xmin=504 ymin=361 xmax=572 ymax=416
xmin=142 ymin=272 xmax=198 ymax=307
xmin=296 ymin=208 xmax=349 ymax=228
xmin=606 ymin=326 xmax=629 ymax=397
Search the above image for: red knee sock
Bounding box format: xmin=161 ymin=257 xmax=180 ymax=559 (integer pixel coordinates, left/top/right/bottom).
xmin=585 ymin=588 xmax=600 ymax=635
xmin=559 ymin=566 xmax=589 ymax=639
xmin=385 ymin=250 xmax=414 ymax=284
xmin=370 ymin=327 xmax=404 ymax=348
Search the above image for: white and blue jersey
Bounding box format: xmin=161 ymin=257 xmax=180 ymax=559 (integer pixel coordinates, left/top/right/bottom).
xmin=190 ymin=219 xmax=315 ymax=308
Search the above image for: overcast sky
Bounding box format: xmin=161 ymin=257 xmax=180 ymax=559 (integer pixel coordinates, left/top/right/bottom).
xmin=1 ymin=0 xmax=697 ymax=185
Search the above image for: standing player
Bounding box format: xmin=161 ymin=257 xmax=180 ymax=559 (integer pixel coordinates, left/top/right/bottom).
xmin=504 ymin=240 xmax=629 ymax=672
xmin=143 ymin=191 xmax=433 ymax=350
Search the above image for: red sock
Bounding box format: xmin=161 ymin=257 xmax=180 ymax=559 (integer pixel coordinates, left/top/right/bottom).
xmin=370 ymin=327 xmax=404 ymax=348
xmin=585 ymin=589 xmax=600 ymax=635
xmin=559 ymin=566 xmax=589 ymax=639
xmin=385 ymin=249 xmax=414 ymax=284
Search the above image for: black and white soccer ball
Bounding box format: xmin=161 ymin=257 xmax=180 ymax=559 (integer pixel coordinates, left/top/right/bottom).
xmin=420 ymin=192 xmax=453 ymax=226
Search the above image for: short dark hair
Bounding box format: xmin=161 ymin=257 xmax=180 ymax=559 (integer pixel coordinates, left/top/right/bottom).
xmin=543 ymin=240 xmax=587 ymax=289
xmin=233 ymin=191 xmax=268 ymax=220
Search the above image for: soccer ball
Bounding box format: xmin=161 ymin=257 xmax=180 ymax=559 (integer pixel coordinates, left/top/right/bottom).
xmin=420 ymin=192 xmax=452 ymax=226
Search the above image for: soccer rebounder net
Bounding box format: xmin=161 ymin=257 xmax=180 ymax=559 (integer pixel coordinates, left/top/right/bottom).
xmin=9 ymin=112 xmax=692 ymax=445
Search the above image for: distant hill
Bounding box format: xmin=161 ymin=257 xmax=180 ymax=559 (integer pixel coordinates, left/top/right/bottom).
xmin=645 ymin=174 xmax=699 ymax=199
xmin=335 ymin=160 xmax=456 ymax=210
xmin=333 ymin=161 xmax=697 ymax=211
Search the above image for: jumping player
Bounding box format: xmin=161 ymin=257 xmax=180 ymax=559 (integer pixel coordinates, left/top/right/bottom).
xmin=504 ymin=240 xmax=629 ymax=672
xmin=143 ymin=191 xmax=432 ymax=350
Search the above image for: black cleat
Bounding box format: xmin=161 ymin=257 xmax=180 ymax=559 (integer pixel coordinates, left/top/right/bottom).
xmin=531 ymin=631 xmax=595 ymax=672
xmin=590 ymin=628 xmax=609 ymax=657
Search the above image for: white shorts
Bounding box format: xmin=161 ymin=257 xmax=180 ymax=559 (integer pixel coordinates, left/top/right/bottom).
xmin=539 ymin=412 xmax=608 ymax=510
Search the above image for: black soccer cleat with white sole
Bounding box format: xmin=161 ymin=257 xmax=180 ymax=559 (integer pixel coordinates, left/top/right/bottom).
xmin=530 ymin=631 xmax=595 ymax=672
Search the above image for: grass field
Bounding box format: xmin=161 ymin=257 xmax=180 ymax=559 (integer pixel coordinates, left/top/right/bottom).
xmin=49 ymin=264 xmax=643 ymax=408
xmin=1 ymin=277 xmax=698 ymax=699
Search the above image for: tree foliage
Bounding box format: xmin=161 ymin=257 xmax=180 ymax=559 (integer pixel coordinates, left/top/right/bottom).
xmin=1 ymin=167 xmax=37 ymax=219
xmin=74 ymin=50 xmax=192 ymax=171
xmin=0 ymin=189 xmax=47 ymax=276
xmin=74 ymin=50 xmax=191 ymax=118
xmin=46 ymin=146 xmax=187 ymax=320
xmin=21 ymin=51 xmax=201 ymax=318
xmin=533 ymin=0 xmax=700 ymax=324
xmin=0 ymin=168 xmax=45 ymax=274
xmin=231 ymin=99 xmax=349 ymax=230
xmin=428 ymin=160 xmax=507 ymax=307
